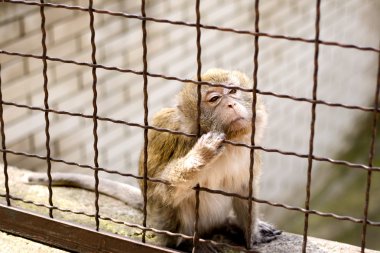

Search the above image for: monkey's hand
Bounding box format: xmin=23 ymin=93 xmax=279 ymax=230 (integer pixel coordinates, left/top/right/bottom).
xmin=191 ymin=131 xmax=225 ymax=166
xmin=160 ymin=132 xmax=225 ymax=189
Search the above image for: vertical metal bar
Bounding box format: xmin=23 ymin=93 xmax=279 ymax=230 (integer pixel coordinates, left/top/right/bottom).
xmin=0 ymin=64 xmax=10 ymax=206
xmin=246 ymin=0 xmax=260 ymax=249
xmin=195 ymin=0 xmax=202 ymax=137
xmin=192 ymin=184 xmax=200 ymax=253
xmin=302 ymin=0 xmax=321 ymax=252
xmin=40 ymin=0 xmax=54 ymax=218
xmin=192 ymin=0 xmax=202 ymax=251
xmin=89 ymin=0 xmax=100 ymax=231
xmin=141 ymin=0 xmax=149 ymax=243
xmin=360 ymin=46 xmax=380 ymax=252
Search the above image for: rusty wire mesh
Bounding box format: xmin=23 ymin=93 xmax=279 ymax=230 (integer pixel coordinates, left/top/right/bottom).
xmin=0 ymin=0 xmax=379 ymax=252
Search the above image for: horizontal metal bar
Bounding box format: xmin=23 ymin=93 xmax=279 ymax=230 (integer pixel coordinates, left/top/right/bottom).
xmin=0 ymin=204 xmax=179 ymax=253
xmin=1 ymin=49 xmax=379 ymax=116
xmin=3 ymin=0 xmax=380 ymax=53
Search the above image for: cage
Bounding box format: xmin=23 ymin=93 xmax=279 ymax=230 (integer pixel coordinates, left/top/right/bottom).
xmin=0 ymin=0 xmax=379 ymax=252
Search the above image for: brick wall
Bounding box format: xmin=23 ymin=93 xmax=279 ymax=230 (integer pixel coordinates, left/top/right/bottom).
xmin=0 ymin=0 xmax=379 ymax=227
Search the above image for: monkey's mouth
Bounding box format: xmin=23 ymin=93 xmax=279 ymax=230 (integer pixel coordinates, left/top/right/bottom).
xmin=230 ymin=117 xmax=249 ymax=131
xmin=231 ymin=117 xmax=246 ymax=124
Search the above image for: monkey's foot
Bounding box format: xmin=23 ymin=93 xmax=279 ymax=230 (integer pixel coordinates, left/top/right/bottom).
xmin=177 ymin=240 xmax=225 ymax=253
xmin=194 ymin=242 xmax=224 ymax=253
xmin=256 ymin=220 xmax=282 ymax=244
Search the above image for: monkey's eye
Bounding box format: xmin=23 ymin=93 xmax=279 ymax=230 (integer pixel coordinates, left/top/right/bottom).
xmin=229 ymin=88 xmax=237 ymax=94
xmin=208 ymin=95 xmax=221 ymax=103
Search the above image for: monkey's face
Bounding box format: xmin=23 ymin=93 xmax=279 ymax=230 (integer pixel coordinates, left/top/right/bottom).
xmin=202 ymin=84 xmax=252 ymax=138
xmin=178 ymin=69 xmax=266 ymax=140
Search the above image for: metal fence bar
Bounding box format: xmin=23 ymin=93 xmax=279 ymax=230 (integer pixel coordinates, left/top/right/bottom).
xmin=256 ymin=89 xmax=380 ymax=113
xmin=302 ymin=0 xmax=321 ymax=252
xmin=0 ymin=0 xmax=379 ymax=252
xmin=0 ymin=65 xmax=10 ymax=207
xmin=195 ymin=186 xmax=380 ymax=226
xmin=1 ymin=190 xmax=379 ymax=240
xmin=88 ymin=0 xmax=101 ymax=231
xmin=246 ymin=0 xmax=260 ymax=249
xmin=3 ymin=84 xmax=380 ymax=163
xmin=1 ymin=95 xmax=379 ymax=176
xmin=361 ymin=45 xmax=380 ymax=252
xmin=192 ymin=184 xmax=200 ymax=252
xmin=1 ymin=98 xmax=380 ymax=173
xmin=0 ymin=197 xmax=249 ymax=253
xmin=39 ymin=0 xmax=54 ymax=219
xmin=195 ymin=0 xmax=202 ymax=138
xmin=141 ymin=0 xmax=149 ymax=244
xmin=3 ymin=97 xmax=380 ymax=169
xmin=2 ymin=139 xmax=380 ymax=229
xmin=0 ymin=204 xmax=178 ymax=253
xmin=3 ymin=0 xmax=380 ymax=53
xmin=1 ymin=49 xmax=378 ymax=115
xmin=1 ymin=162 xmax=379 ymax=227
xmin=193 ymin=0 xmax=202 ymax=250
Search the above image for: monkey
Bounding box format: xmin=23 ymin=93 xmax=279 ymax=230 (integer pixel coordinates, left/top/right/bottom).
xmin=25 ymin=69 xmax=281 ymax=252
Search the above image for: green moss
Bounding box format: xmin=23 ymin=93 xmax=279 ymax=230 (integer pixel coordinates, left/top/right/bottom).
xmin=282 ymin=110 xmax=380 ymax=250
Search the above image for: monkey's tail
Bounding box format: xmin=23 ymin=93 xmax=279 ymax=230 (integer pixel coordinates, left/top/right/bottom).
xmin=23 ymin=172 xmax=143 ymax=210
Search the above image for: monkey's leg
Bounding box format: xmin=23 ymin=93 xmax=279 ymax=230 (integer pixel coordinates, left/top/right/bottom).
xmin=232 ymin=196 xmax=258 ymax=248
xmin=232 ymin=197 xmax=281 ymax=247
xmin=208 ymin=219 xmax=246 ymax=246
xmin=177 ymin=240 xmax=226 ymax=253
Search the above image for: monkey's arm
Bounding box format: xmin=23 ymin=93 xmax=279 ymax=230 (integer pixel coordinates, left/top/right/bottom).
xmin=143 ymin=130 xmax=225 ymax=206
xmin=23 ymin=172 xmax=143 ymax=210
xmin=140 ymin=108 xmax=224 ymax=188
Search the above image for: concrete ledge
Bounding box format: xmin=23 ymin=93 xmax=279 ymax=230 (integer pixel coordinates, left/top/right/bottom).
xmin=0 ymin=230 xmax=67 ymax=253
xmin=256 ymin=232 xmax=377 ymax=253
xmin=0 ymin=165 xmax=378 ymax=253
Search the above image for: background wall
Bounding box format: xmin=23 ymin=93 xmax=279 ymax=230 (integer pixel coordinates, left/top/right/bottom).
xmin=0 ymin=0 xmax=379 ymax=249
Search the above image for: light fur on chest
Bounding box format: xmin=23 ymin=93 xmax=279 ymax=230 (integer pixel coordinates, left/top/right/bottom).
xmin=178 ymin=144 xmax=252 ymax=235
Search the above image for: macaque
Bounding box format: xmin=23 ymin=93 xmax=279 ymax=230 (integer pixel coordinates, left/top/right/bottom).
xmin=25 ymin=69 xmax=280 ymax=252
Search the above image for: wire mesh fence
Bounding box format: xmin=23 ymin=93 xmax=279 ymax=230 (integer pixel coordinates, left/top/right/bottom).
xmin=0 ymin=0 xmax=379 ymax=252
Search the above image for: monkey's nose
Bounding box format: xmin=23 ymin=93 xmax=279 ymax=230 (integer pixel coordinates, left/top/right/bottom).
xmin=228 ymin=102 xmax=236 ymax=108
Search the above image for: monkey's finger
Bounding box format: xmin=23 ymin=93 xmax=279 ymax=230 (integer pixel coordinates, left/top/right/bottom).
xmin=202 ymin=131 xmax=224 ymax=142
xmin=209 ymin=132 xmax=225 ymax=147
xmin=215 ymin=132 xmax=226 ymax=140
xmin=260 ymin=228 xmax=282 ymax=237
